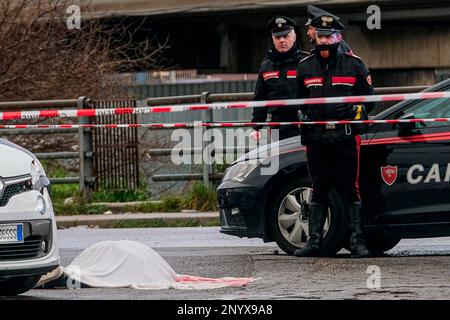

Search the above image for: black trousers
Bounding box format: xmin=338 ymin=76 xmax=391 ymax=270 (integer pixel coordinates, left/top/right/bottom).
xmin=306 ymin=135 xmax=361 ymax=203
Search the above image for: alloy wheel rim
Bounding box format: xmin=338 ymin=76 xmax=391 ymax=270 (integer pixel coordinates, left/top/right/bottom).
xmin=277 ymin=187 xmax=331 ymax=248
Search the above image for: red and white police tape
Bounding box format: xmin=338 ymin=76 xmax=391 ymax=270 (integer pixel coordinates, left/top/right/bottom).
xmin=0 ymin=91 xmax=449 ymax=121
xmin=0 ymin=118 xmax=449 ymax=130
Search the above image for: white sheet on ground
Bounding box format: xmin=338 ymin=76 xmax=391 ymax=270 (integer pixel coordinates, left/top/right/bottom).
xmin=57 ymin=240 xmax=256 ymax=290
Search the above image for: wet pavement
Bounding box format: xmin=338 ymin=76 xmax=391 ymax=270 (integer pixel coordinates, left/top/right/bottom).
xmin=6 ymin=227 xmax=450 ymax=300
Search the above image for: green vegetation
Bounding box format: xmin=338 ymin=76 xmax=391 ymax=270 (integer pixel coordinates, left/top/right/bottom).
xmin=182 ymin=182 xmax=218 ymax=211
xmin=42 ymin=162 xmax=219 ymax=215
xmin=91 ymin=188 xmax=150 ymax=202
xmin=120 ymin=196 xmax=183 ymax=213
xmin=53 ymin=202 xmax=108 ymax=216
xmin=120 ymin=183 xmax=218 ymax=213
xmin=41 ymin=160 xmax=80 ymax=203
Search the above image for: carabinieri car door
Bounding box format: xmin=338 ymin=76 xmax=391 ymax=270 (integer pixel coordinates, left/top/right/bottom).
xmin=360 ymin=81 xmax=450 ymax=226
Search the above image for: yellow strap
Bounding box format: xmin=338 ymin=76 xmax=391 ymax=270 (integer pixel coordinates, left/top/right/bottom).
xmin=354 ymin=105 xmax=362 ymax=120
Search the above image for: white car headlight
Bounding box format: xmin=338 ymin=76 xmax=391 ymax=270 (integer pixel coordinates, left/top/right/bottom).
xmin=31 ymin=159 xmax=49 ymax=191
xmin=36 ymin=195 xmax=46 ymax=214
xmin=31 ymin=161 xmax=40 ymax=186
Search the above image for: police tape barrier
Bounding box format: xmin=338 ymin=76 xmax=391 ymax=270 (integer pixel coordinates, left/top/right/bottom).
xmin=1 ymin=91 xmax=449 ymax=121
xmin=0 ymin=118 xmax=450 ymax=130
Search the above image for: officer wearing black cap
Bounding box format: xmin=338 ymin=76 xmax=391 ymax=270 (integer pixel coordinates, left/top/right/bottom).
xmin=250 ymin=16 xmax=309 ymax=141
xmin=294 ymin=14 xmax=374 ymax=258
xmin=305 ymin=5 xmax=352 ymax=54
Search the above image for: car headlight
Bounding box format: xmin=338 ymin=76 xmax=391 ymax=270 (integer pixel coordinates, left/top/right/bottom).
xmin=31 ymin=161 xmax=40 ymax=186
xmin=31 ymin=159 xmax=49 ymax=192
xmin=223 ymin=162 xmax=260 ymax=182
xmin=233 ymin=163 xmax=258 ymax=182
xmin=36 ymin=195 xmax=46 ymax=214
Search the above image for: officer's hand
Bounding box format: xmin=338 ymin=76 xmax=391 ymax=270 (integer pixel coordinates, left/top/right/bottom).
xmin=249 ymin=130 xmax=262 ymax=141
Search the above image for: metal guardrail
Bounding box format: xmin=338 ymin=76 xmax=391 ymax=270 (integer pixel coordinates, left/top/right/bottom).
xmin=0 ymin=96 xmax=139 ymax=199
xmin=146 ymin=86 xmax=429 ymax=106
xmin=0 ymin=128 xmax=79 ymax=135
xmin=147 ymin=86 xmax=429 ymax=184
xmin=148 ymin=147 xmax=255 ymax=156
xmin=0 ymin=96 xmax=95 ymax=199
xmin=0 ymin=85 xmax=431 ymax=190
xmin=50 ymin=177 xmax=81 ymax=184
xmin=34 ymin=152 xmax=79 ymax=159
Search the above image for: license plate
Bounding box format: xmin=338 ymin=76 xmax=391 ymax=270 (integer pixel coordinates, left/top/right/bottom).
xmin=0 ymin=224 xmax=23 ymax=244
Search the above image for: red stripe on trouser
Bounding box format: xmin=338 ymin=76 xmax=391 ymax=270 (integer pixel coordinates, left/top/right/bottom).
xmin=305 ymin=145 xmax=313 ymax=192
xmin=355 ymin=135 xmax=361 ymax=201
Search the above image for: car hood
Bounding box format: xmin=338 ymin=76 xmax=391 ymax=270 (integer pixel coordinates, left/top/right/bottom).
xmin=233 ymin=135 xmax=302 ymax=164
xmin=0 ymin=139 xmax=35 ymax=177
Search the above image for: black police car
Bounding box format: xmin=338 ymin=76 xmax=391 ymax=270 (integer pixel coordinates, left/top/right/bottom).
xmin=218 ymin=78 xmax=450 ymax=255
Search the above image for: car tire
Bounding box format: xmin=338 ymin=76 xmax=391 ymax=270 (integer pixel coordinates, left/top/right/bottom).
xmin=366 ymin=237 xmax=401 ymax=256
xmin=267 ymin=179 xmax=349 ymax=256
xmin=0 ymin=275 xmax=41 ymax=296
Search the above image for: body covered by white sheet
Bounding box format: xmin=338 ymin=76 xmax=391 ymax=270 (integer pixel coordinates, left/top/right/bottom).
xmin=57 ymin=240 xmax=255 ymax=290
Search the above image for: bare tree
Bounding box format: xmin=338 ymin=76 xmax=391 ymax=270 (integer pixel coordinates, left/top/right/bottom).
xmin=0 ymin=0 xmax=168 ymax=177
xmin=0 ymin=0 xmax=167 ymax=101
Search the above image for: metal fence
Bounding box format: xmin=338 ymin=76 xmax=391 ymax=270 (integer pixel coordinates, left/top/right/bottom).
xmin=0 ymin=84 xmax=436 ymax=198
xmin=144 ymin=85 xmax=429 ymax=186
xmin=0 ymin=97 xmax=140 ymax=200
xmin=0 ymin=97 xmax=94 ymax=198
xmin=130 ymin=81 xmax=257 ymax=99
xmin=92 ymin=99 xmax=139 ymax=191
xmin=113 ymin=70 xmax=258 ymax=86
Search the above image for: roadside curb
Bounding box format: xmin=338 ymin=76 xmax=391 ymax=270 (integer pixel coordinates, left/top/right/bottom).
xmin=55 ymin=212 xmax=220 ymax=229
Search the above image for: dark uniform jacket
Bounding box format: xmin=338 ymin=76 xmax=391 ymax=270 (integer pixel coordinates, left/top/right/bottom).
xmin=339 ymin=40 xmax=352 ymax=54
xmin=296 ymin=49 xmax=374 ymax=144
xmin=252 ymin=43 xmax=309 ymax=131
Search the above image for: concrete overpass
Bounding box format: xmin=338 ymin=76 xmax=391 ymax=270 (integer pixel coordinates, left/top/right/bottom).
xmin=83 ymin=0 xmax=450 ymax=85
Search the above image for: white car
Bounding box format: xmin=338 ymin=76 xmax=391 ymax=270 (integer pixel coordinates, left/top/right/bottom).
xmin=0 ymin=139 xmax=59 ymax=296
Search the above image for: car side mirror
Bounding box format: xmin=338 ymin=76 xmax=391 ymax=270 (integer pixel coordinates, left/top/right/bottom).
xmin=397 ymin=113 xmax=416 ymax=136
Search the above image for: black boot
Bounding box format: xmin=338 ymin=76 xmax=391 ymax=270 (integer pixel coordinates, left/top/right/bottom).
xmin=293 ymin=202 xmax=328 ymax=257
xmin=345 ymin=202 xmax=372 ymax=258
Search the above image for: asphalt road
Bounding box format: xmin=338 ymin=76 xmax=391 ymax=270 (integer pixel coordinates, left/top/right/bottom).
xmin=8 ymin=227 xmax=450 ymax=300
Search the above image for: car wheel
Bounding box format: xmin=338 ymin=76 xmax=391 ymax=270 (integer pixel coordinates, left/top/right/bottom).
xmin=0 ymin=275 xmax=41 ymax=296
xmin=366 ymin=237 xmax=401 ymax=256
xmin=267 ymin=179 xmax=349 ymax=256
